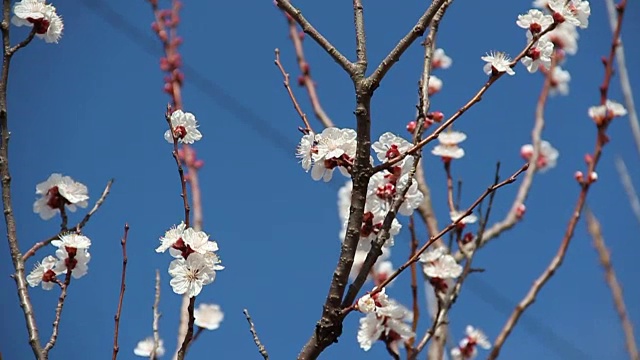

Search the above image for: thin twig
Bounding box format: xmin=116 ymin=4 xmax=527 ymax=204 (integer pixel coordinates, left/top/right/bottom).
xmin=275 ymin=0 xmax=355 ymax=75
xmin=614 ymin=156 xmax=640 ymax=225
xmin=243 ymin=309 xmax=270 ymax=360
xmin=112 ymin=223 xmax=130 ymax=360
xmin=274 ymin=49 xmax=313 ymax=132
xmin=22 ymin=179 xmax=115 ymax=262
xmin=42 ymin=271 xmax=72 ymax=358
xmin=151 ymin=270 xmax=161 ymax=360
xmin=1 ymin=0 xmax=42 ymax=356
xmin=604 ymin=0 xmax=639 ymax=156
xmin=176 ymin=297 xmax=195 ymax=360
xmin=165 ymin=105 xmax=191 ymax=228
xmin=586 ymin=210 xmax=639 ymax=360
xmin=489 ymin=10 xmax=627 ymax=356
xmin=282 ymin=13 xmax=334 ymax=127
xmin=408 ymin=216 xmax=420 ymax=344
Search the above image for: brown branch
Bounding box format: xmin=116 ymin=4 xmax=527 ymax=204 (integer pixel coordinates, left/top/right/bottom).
xmin=275 ymin=0 xmax=355 ymax=76
xmin=282 ymin=15 xmax=333 ymax=128
xmin=243 ymin=309 xmax=270 ymax=360
xmin=586 ymin=210 xmax=639 ymax=360
xmin=176 ymin=297 xmax=195 ymax=360
xmin=488 ymin=11 xmax=627 ymax=355
xmin=112 ymin=223 xmax=130 ymax=360
xmin=150 ymin=270 xmax=162 ymax=359
xmin=368 ymin=0 xmax=446 ymax=91
xmin=164 ymin=106 xmax=191 ymax=227
xmin=614 ymin=156 xmax=640 ymax=224
xmin=408 ymin=216 xmax=420 ymax=344
xmin=1 ymin=1 xmax=43 ymax=356
xmin=42 ymin=271 xmax=72 ymax=358
xmin=274 ymin=49 xmax=313 ymax=132
xmin=352 ymin=0 xmax=367 ymax=72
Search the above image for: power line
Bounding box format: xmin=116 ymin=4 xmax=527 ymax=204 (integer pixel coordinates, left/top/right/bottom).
xmin=81 ymin=2 xmax=591 ymax=358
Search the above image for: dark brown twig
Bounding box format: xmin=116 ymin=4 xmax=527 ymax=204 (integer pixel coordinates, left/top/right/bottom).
xmin=176 ymin=297 xmax=195 ymax=360
xmin=586 ymin=210 xmax=639 ymax=360
xmin=243 ymin=309 xmax=270 ymax=360
xmin=42 ymin=272 xmax=72 ymax=358
xmin=274 ymin=49 xmax=313 ymax=132
xmin=112 ymin=223 xmax=130 ymax=360
xmin=164 ymin=106 xmax=191 ymax=228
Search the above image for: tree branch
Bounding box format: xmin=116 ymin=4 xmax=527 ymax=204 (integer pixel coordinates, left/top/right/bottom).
xmin=275 ymin=0 xmax=355 ymax=76
xmin=243 ymin=309 xmax=270 ymax=360
xmin=112 ymin=223 xmax=130 ymax=360
xmin=586 ymin=210 xmax=639 ymax=360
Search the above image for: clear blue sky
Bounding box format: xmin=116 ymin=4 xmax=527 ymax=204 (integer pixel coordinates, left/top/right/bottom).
xmin=1 ymin=0 xmax=639 ymax=359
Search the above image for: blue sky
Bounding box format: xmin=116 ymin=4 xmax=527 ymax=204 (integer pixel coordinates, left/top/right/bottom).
xmin=1 ymin=0 xmax=639 ymax=359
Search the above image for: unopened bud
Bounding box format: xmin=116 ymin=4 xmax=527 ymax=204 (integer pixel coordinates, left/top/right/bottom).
xmin=574 ymin=171 xmax=584 ymax=183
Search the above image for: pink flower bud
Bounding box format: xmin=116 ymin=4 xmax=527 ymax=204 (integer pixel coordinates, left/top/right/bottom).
xmin=516 ymin=203 xmax=526 ymax=219
xmin=584 ymin=153 xmax=593 ymax=164
xmin=194 ymin=159 xmax=205 ymax=169
xmin=406 ymin=121 xmax=417 ymax=133
xmin=574 ymin=171 xmax=584 ymax=183
xmin=589 ymin=171 xmax=598 ymax=182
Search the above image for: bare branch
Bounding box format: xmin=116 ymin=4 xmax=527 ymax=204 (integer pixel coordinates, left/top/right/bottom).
xmin=165 ymin=105 xmax=191 ymax=228
xmin=151 ymin=270 xmax=162 ymax=360
xmin=275 ymin=0 xmax=355 ymax=76
xmin=42 ymin=272 xmax=73 ymax=358
xmin=274 ymin=48 xmax=313 ymax=133
xmin=112 ymin=223 xmax=130 ymax=360
xmin=352 ymin=0 xmax=367 ymax=71
xmin=614 ymin=156 xmax=640 ymax=225
xmin=586 ymin=210 xmax=639 ymax=360
xmin=1 ymin=0 xmax=43 ymax=356
xmin=243 ymin=309 xmax=270 ymax=360
xmin=176 ymin=297 xmax=195 ymax=360
xmin=282 ymin=14 xmax=334 ymax=127
xmin=368 ymin=0 xmax=446 ymax=91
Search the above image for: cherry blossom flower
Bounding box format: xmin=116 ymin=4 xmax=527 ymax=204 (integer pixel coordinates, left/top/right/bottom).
xmin=548 ymin=0 xmax=591 ymax=29
xmin=517 ymin=9 xmax=553 ymax=34
xmin=12 ymin=0 xmax=64 ymax=43
xmin=194 ymin=303 xmax=224 ymax=330
xmin=520 ymin=140 xmax=559 ymax=172
xmin=432 ymin=131 xmax=466 ymax=160
xmin=357 ymin=288 xmax=390 ymax=314
xmin=134 ymin=337 xmax=165 ymax=357
xmin=427 ymin=75 xmax=443 ymax=95
xmin=549 ymin=66 xmax=571 ymax=96
xmin=522 ymin=36 xmax=554 ymax=73
xmin=420 ymin=247 xmax=463 ymax=279
xmin=372 ymin=132 xmax=413 ymax=171
xmin=156 ymin=222 xmax=188 ymax=254
xmin=451 ymin=325 xmax=491 ymax=360
xmin=26 ymin=255 xmax=59 ymax=290
xmin=366 ymin=172 xmax=423 ymax=217
xmin=308 ymin=127 xmax=356 ymax=182
xmin=296 ymin=132 xmax=316 ymax=172
xmin=33 ymin=173 xmax=89 ymax=220
xmin=168 ymin=253 xmax=216 ymax=297
xmin=164 ymin=109 xmax=202 ymax=144
xmin=588 ymin=100 xmax=627 ymax=125
xmin=357 ymin=296 xmax=414 ymax=351
xmin=54 ymin=247 xmax=91 ymax=279
xmin=432 ymin=48 xmax=452 ymax=69
xmin=51 ymin=233 xmax=91 ymax=250
xmin=546 ymin=22 xmax=579 ymax=56
xmin=450 ymin=210 xmax=478 ymax=225
xmin=481 ymin=51 xmax=515 ymax=76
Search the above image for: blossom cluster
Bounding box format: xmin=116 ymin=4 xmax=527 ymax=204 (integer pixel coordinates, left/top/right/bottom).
xmin=356 ymin=288 xmax=414 ymax=352
xmin=33 ymin=173 xmax=89 ymax=220
xmin=12 ymin=0 xmax=63 ymax=43
xmin=27 ymin=233 xmax=92 ymax=289
xmin=156 ymin=222 xmax=223 ymax=297
xmin=450 ymin=326 xmax=492 ymax=360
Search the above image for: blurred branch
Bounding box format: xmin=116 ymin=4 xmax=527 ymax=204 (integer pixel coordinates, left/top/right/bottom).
xmin=151 ymin=270 xmax=162 ymax=360
xmin=604 ymin=0 xmax=639 ymax=157
xmin=586 ymin=210 xmax=639 ymax=360
xmin=112 ymin=223 xmax=130 ymax=360
xmin=614 ymin=156 xmax=640 ymax=224
xmin=281 ymin=13 xmax=334 ymax=127
xmin=243 ymin=309 xmax=270 ymax=360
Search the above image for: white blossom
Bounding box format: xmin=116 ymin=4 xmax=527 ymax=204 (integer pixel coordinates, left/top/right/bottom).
xmin=33 ymin=173 xmax=88 ymax=220
xmin=51 ymin=233 xmax=91 ymax=250
xmin=26 ymin=255 xmax=59 ymax=290
xmin=12 ymin=0 xmax=63 ymax=43
xmin=521 ymin=36 xmax=554 ymax=73
xmin=164 ymin=109 xmax=202 ymax=144
xmin=450 ymin=210 xmax=478 ymax=225
xmin=549 ymin=66 xmax=571 ymax=96
xmin=54 ymin=247 xmax=91 ymax=279
xmin=481 ymin=51 xmax=515 ymax=76
xmin=296 ymin=132 xmax=316 ymax=172
xmin=432 ymin=131 xmax=466 ymax=159
xmin=309 ymin=127 xmax=356 ymax=182
xmin=194 ymin=303 xmax=224 ymax=330
xmin=432 ymin=48 xmax=452 ymax=69
xmin=134 ymin=337 xmax=165 ymax=357
xmin=420 ymin=247 xmax=463 ymax=279
xmin=516 ymin=9 xmax=553 ymax=33
xmin=520 ymin=140 xmax=559 ymax=172
xmin=588 ymin=100 xmax=628 ymax=123
xmin=549 ymin=0 xmax=591 ymax=28
xmin=168 ymin=253 xmax=216 ymax=297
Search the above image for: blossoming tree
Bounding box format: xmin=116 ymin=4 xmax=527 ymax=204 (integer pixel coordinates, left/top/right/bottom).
xmin=1 ymin=0 xmax=638 ymax=360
